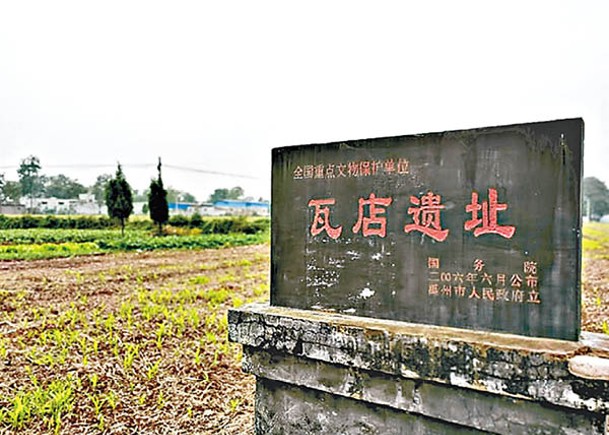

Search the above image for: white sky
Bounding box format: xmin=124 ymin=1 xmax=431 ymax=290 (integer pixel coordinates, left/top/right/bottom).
xmin=0 ymin=1 xmax=607 ymax=201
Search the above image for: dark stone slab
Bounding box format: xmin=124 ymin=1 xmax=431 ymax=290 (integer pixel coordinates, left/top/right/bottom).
xmin=256 ymin=378 xmax=489 ymax=435
xmin=271 ymin=119 xmax=584 ymax=340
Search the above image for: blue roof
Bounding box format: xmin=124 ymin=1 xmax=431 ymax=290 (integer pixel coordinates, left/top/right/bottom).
xmin=214 ymin=200 xmax=269 ymax=209
xmin=168 ymin=203 xmax=191 ymax=211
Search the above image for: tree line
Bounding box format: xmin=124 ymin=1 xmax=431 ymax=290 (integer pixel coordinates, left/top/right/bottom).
xmin=0 ymin=156 xmax=198 ymax=208
xmin=0 ymin=155 xmax=253 ymax=235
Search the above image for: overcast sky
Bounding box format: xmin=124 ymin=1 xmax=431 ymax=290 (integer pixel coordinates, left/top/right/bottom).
xmin=0 ymin=1 xmax=607 ymax=201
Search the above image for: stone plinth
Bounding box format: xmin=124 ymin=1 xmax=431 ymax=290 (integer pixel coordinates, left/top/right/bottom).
xmin=228 ymin=303 xmax=609 ymax=434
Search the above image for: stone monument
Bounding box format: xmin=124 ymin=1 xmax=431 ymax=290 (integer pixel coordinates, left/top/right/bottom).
xmin=229 ymin=118 xmax=609 ymax=434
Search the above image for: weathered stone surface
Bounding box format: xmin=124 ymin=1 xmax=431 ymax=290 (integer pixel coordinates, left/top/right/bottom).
xmin=256 ymin=378 xmax=488 ymax=435
xmin=245 ymin=347 xmax=606 ymax=434
xmin=228 ymin=303 xmax=609 ymax=414
xmin=272 ymin=119 xmax=584 ymax=341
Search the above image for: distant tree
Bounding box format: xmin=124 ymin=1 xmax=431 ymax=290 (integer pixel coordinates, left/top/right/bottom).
xmin=105 ymin=164 xmax=133 ymax=235
xmin=44 ymin=174 xmax=87 ymax=199
xmin=132 ymin=189 xmax=150 ymax=203
xmin=90 ymin=174 xmax=112 ymax=209
xmin=166 ymin=188 xmax=196 ymax=204
xmin=2 ymin=181 xmax=22 ymax=204
xmin=583 ymin=176 xmax=609 ymax=220
xmin=229 ymin=186 xmax=244 ymax=199
xmin=209 ymin=188 xmax=228 ymax=203
xmin=181 ymin=192 xmax=196 ymax=203
xmin=17 ymin=155 xmax=43 ymax=212
xmin=208 ymin=186 xmax=243 ymax=203
xmin=148 ymin=158 xmax=169 ymax=235
xmin=0 ymin=173 xmax=4 ymax=202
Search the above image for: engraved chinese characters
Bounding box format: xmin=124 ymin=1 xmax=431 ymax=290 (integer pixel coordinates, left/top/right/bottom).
xmin=272 ymin=119 xmax=583 ymax=340
xmin=464 ymin=188 xmax=515 ymax=238
xmin=307 ymin=188 xmax=515 ymax=242
xmin=427 ymin=258 xmax=541 ymax=305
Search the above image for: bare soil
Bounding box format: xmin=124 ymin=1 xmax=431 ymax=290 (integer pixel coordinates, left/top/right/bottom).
xmin=0 ymin=245 xmax=270 ymax=434
xmin=0 ymin=244 xmax=606 ymax=434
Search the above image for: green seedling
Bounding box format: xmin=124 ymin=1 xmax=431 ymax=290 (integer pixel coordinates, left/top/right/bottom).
xmin=229 ymin=398 xmax=241 ymax=413
xmin=89 ymin=373 xmax=99 ymax=390
xmin=122 ymin=343 xmax=139 ymax=372
xmin=105 ymin=391 xmax=118 ymax=410
xmin=146 ymin=359 xmax=161 ymax=381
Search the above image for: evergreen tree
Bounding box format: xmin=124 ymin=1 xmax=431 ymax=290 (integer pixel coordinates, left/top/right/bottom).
xmin=105 ymin=164 xmax=133 ymax=235
xmin=148 ymin=158 xmax=169 ymax=235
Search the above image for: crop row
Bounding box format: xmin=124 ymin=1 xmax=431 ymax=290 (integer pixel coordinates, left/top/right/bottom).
xmin=0 ymin=245 xmax=270 ymax=432
xmin=0 ymin=229 xmax=269 ymax=260
xmin=0 ymin=214 xmax=269 ymax=233
xmin=0 ymin=229 xmax=133 ymax=245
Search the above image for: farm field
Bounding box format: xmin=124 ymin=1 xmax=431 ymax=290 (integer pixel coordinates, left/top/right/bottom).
xmin=581 ymin=222 xmax=609 ymax=334
xmin=0 ymin=215 xmax=269 ymax=261
xmin=0 ymin=244 xmax=269 ymax=434
xmin=0 ymin=222 xmax=607 ymax=434
xmin=0 ymin=229 xmax=267 ymax=261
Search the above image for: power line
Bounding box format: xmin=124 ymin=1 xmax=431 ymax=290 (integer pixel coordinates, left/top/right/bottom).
xmin=164 ymin=164 xmax=259 ymax=180
xmin=0 ymin=163 xmax=260 ymax=179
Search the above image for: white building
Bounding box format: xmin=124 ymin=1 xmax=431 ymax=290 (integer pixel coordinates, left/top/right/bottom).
xmin=21 ymin=194 xmax=103 ymax=215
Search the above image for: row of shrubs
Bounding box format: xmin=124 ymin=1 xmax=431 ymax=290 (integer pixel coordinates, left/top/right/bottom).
xmin=0 ymin=214 xmax=270 ymax=234
xmin=165 ymin=215 xmax=269 ymax=234
xmin=0 ymin=214 xmax=114 ymax=229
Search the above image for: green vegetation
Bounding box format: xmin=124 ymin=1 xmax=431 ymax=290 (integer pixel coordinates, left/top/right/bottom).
xmin=208 ymin=186 xmax=244 ymax=203
xmin=17 ymin=156 xmax=43 ymax=213
xmin=0 ymin=214 xmax=114 ymax=230
xmin=582 ymin=222 xmax=609 ymax=257
xmin=0 ymin=226 xmax=269 ymax=260
xmin=0 ymin=245 xmax=270 ymax=433
xmin=0 ymin=214 xmax=269 ymax=232
xmin=584 ymin=176 xmax=609 ymax=220
xmin=0 ymin=242 xmax=101 ymax=261
xmin=148 ymin=159 xmax=169 ymax=235
xmin=0 ymin=214 xmax=269 ymax=260
xmin=105 ymin=164 xmax=134 ymax=235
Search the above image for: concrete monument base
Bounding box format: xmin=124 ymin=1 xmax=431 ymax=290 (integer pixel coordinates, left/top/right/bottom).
xmin=229 ymin=303 xmax=609 ymax=435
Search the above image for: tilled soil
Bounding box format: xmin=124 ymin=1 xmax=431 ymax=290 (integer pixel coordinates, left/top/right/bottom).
xmin=0 ymin=245 xmax=270 ymax=434
xmin=0 ymin=245 xmax=606 ymax=434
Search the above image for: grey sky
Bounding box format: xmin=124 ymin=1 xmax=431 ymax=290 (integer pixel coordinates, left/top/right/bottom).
xmin=1 ymin=1 xmax=607 ymax=201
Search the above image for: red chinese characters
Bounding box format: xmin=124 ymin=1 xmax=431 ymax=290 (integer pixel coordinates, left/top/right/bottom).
xmin=352 ymin=193 xmax=393 ymax=238
xmin=307 ymin=198 xmax=343 ymax=240
xmin=464 ymin=188 xmax=515 ymax=238
xmin=404 ymin=192 xmax=449 ymax=242
xmin=307 ymin=187 xmax=516 ymax=242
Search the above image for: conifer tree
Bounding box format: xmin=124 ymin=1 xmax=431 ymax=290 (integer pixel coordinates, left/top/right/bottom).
xmin=148 ymin=158 xmax=169 ymax=235
xmin=105 ymin=163 xmax=133 ymax=235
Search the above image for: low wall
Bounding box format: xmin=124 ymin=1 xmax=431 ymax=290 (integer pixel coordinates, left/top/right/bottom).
xmin=229 ymin=303 xmax=609 ymax=434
